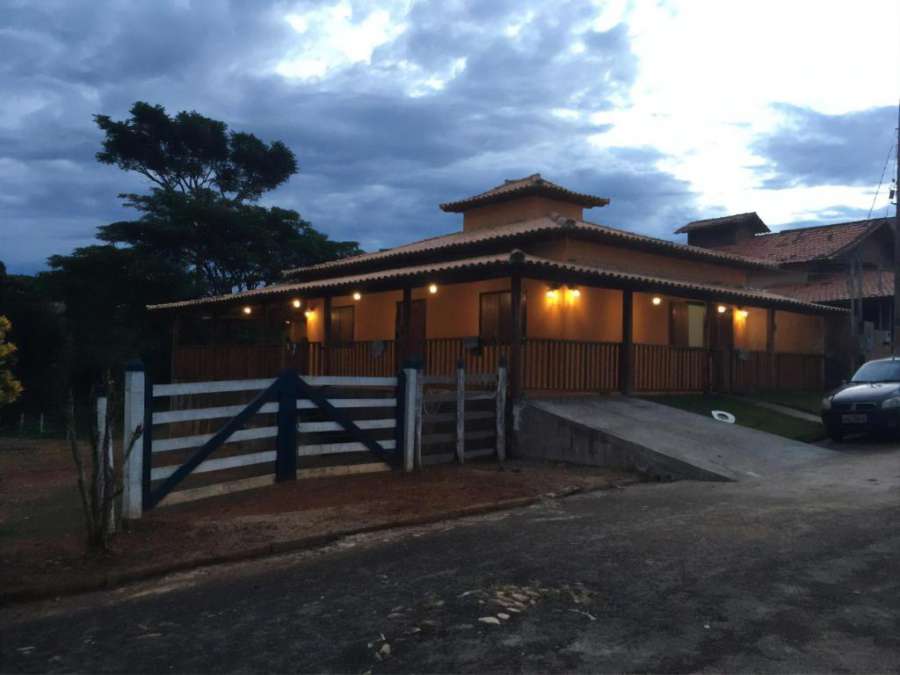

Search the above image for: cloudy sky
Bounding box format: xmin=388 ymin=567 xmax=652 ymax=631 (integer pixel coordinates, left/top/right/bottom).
xmin=1 ymin=0 xmax=898 ymax=274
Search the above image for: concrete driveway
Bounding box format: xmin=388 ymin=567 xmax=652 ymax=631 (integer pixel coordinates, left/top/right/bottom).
xmin=3 ymin=446 xmax=900 ymax=673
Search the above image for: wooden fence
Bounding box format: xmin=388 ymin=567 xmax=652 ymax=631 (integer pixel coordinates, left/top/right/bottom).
xmin=172 ymin=340 xmax=825 ymax=396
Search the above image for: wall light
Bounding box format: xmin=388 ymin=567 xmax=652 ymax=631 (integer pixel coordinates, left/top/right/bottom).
xmin=352 ymin=292 xmax=362 ymax=301
xmin=569 ymin=287 xmax=581 ymax=299
xmin=292 ymin=298 xmax=302 ymax=309
xmin=304 ymin=309 xmax=315 ymax=320
xmin=545 ymin=286 xmax=560 ymax=301
xmin=428 ymin=283 xmax=438 ymax=294
xmin=242 ymin=305 xmax=252 ymax=315
xmin=736 ymin=309 xmax=749 ymax=320
xmin=717 ymin=304 xmax=728 ymax=314
xmin=651 ymin=296 xmax=662 ymax=306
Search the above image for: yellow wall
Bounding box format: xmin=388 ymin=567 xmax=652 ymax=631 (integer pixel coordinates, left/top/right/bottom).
xmin=733 ymin=306 xmax=768 ymax=351
xmin=633 ymin=292 xmax=670 ymax=345
xmin=462 ymin=197 xmax=582 ymax=231
xmin=531 ymin=237 xmax=749 ymax=287
xmin=775 ymin=311 xmax=825 ymax=354
xmin=525 ymin=281 xmax=622 ymax=342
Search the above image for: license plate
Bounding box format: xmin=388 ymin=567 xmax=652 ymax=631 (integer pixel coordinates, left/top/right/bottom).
xmin=841 ymin=413 xmax=868 ymax=424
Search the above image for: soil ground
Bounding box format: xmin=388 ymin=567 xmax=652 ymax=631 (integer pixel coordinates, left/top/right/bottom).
xmin=0 ymin=437 xmax=636 ymax=601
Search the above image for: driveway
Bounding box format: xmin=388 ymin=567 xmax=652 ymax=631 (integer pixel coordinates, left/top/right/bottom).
xmin=3 ymin=446 xmax=900 ymax=673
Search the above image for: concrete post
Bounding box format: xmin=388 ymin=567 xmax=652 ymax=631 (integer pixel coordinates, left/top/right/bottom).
xmin=122 ymin=361 xmax=145 ymax=520
xmin=402 ymin=366 xmax=418 ymax=472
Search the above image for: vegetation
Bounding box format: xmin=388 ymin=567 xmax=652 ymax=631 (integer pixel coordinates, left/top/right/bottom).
xmin=0 ymin=315 xmax=23 ymax=406
xmin=2 ymin=102 xmax=359 ymax=431
xmin=645 ymin=394 xmax=825 ymax=443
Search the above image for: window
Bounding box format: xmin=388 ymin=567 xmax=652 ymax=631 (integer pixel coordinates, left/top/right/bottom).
xmin=329 ymin=305 xmax=354 ymax=345
xmin=479 ymin=291 xmax=525 ymax=343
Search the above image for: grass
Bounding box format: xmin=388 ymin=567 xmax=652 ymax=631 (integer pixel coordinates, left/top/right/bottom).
xmin=644 ymin=393 xmax=825 ymax=443
xmin=743 ymin=390 xmax=824 ymax=415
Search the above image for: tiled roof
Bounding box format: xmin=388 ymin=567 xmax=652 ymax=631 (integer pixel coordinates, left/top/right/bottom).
xmin=767 ymin=270 xmax=894 ymax=303
xmin=439 ymin=174 xmax=610 ymax=212
xmin=675 ymin=212 xmax=769 ymax=234
xmin=712 ymin=218 xmax=890 ymax=264
xmin=149 ymin=251 xmax=842 ymax=314
xmin=282 ymin=215 xmax=778 ymax=278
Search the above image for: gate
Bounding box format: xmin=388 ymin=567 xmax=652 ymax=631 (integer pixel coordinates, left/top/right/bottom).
xmin=121 ymin=360 xmax=509 ymax=518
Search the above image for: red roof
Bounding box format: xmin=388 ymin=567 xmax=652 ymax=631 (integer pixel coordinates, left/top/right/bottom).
xmin=675 ymin=212 xmax=769 ymax=235
xmin=767 ymin=270 xmax=894 ymax=303
xmin=282 ymin=214 xmax=777 ymax=279
xmin=713 ymin=218 xmax=890 ymax=264
xmin=439 ymin=174 xmax=609 ymax=212
xmin=149 ymin=250 xmax=841 ymax=314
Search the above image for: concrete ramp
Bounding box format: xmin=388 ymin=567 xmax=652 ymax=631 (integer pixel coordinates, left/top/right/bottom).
xmin=516 ymin=396 xmax=833 ymax=481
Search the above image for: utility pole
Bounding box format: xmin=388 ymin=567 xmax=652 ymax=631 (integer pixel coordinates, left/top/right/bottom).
xmin=894 ymin=100 xmax=900 ymax=355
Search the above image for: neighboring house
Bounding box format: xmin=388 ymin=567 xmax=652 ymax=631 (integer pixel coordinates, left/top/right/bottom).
xmin=150 ymin=175 xmax=845 ymax=396
xmin=676 ymin=213 xmax=895 ymax=360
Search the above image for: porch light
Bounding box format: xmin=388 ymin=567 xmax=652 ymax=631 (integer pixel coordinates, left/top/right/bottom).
xmin=304 ymin=309 xmax=315 ymax=320
xmin=352 ymin=292 xmax=362 ymax=301
xmin=569 ymin=287 xmax=581 ymax=299
xmin=736 ymin=308 xmax=749 ymax=320
xmin=717 ymin=304 xmax=728 ymax=314
xmin=242 ymin=306 xmax=252 ymax=315
xmin=428 ymin=283 xmax=438 ymax=294
xmin=545 ymin=287 xmax=560 ymax=301
xmin=651 ymin=296 xmax=662 ymax=306
xmin=292 ymin=298 xmax=302 ymax=309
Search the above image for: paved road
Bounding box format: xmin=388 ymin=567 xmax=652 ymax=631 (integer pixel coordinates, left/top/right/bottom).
xmin=3 ymin=439 xmax=900 ymax=673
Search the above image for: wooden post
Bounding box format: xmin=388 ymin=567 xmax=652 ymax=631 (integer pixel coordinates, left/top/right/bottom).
xmin=414 ymin=369 xmax=424 ymax=470
xmin=170 ymin=315 xmax=181 ymax=383
xmin=705 ymin=301 xmax=715 ymax=393
xmin=400 ymin=286 xmax=412 ymax=364
xmin=95 ymin=392 xmax=115 ymax=533
xmin=766 ymin=307 xmax=777 ymax=389
xmin=122 ymin=360 xmax=145 ymax=520
xmin=275 ymin=371 xmax=298 ymax=481
xmin=620 ymin=289 xmax=634 ymax=394
xmin=455 ymin=359 xmax=465 ymax=464
xmin=509 ymin=272 xmax=523 ymax=404
xmin=496 ymin=358 xmax=507 ymax=462
xmin=402 ymin=366 xmax=417 ymax=472
xmin=323 ymin=296 xmax=332 ymax=376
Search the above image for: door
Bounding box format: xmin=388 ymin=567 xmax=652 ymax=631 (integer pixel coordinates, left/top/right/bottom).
xmin=396 ymin=299 xmax=427 ymax=364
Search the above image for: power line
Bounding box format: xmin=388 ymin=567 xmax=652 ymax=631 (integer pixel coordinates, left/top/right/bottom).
xmin=868 ymin=140 xmax=895 ymax=219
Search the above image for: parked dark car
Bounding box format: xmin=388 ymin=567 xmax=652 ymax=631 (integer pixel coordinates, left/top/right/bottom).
xmin=821 ymin=358 xmax=900 ymax=441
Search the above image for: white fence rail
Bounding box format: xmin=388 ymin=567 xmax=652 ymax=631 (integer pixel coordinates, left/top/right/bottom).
xmin=122 ymin=362 xmax=507 ymax=516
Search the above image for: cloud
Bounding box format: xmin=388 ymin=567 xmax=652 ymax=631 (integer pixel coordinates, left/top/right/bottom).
xmin=752 ymin=104 xmax=897 ymax=190
xmin=0 ymin=0 xmax=704 ymax=275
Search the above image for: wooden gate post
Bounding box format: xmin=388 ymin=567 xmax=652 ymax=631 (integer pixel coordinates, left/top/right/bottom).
xmin=401 ymin=365 xmax=418 ymax=472
xmin=455 ymin=359 xmax=465 ymax=464
xmin=496 ymin=358 xmax=507 ymax=462
xmin=275 ymin=371 xmax=298 ymax=482
xmin=122 ymin=360 xmax=145 ymax=520
xmin=620 ymin=290 xmax=634 ymax=394
xmin=96 ymin=391 xmax=116 ymax=533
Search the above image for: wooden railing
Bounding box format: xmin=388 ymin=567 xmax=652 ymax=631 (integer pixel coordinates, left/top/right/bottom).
xmin=633 ymin=344 xmax=708 ymax=392
xmin=172 ymin=341 xmax=825 ymax=393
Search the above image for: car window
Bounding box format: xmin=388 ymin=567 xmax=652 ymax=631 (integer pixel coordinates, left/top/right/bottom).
xmin=851 ymin=360 xmax=900 ymax=383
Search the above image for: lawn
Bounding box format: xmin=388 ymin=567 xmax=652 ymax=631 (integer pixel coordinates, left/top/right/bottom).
xmin=744 ymin=390 xmax=824 ymax=415
xmin=644 ymin=394 xmax=825 ymax=443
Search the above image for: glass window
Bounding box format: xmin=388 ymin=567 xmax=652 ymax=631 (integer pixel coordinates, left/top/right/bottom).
xmin=851 ymin=359 xmax=900 ymax=382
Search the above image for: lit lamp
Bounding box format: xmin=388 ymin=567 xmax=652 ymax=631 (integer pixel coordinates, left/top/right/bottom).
xmin=242 ymin=305 xmax=252 ymax=315
xmin=304 ymin=308 xmax=315 ymax=320
xmin=736 ymin=308 xmax=749 ymax=320
xmin=717 ymin=304 xmax=728 ymax=315
xmin=292 ymin=298 xmax=302 ymax=309
xmin=651 ymin=296 xmax=662 ymax=306
xmin=428 ymin=283 xmax=438 ymax=295
xmin=352 ymin=292 xmax=362 ymax=301
xmin=545 ymin=285 xmax=560 ymax=302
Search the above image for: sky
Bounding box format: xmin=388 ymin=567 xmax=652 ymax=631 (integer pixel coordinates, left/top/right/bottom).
xmin=1 ymin=0 xmax=898 ymax=275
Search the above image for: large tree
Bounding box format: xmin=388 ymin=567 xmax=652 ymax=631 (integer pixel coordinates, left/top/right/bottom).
xmin=91 ymin=102 xmax=359 ymax=294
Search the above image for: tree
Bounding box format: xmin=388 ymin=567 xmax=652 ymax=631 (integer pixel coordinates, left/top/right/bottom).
xmin=90 ymin=101 xmax=360 ymax=294
xmin=0 ymin=315 xmax=23 ymax=406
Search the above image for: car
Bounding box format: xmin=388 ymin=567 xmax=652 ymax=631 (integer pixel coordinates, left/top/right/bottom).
xmin=821 ymin=357 xmax=900 ymax=441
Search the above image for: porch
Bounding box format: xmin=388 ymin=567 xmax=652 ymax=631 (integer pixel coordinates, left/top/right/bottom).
xmin=164 ymin=253 xmax=834 ymax=396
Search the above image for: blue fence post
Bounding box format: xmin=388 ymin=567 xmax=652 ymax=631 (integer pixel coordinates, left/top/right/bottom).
xmin=275 ymin=371 xmax=298 ymax=481
xmin=141 ymin=367 xmax=153 ymax=511
xmin=122 ymin=359 xmax=145 ymax=520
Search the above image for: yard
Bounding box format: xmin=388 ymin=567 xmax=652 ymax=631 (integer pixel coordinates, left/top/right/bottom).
xmin=644 ymin=392 xmax=825 ymax=442
xmin=0 ymin=436 xmax=637 ymax=602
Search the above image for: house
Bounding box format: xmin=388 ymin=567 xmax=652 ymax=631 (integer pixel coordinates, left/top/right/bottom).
xmin=677 ymin=213 xmax=894 ymax=360
xmin=149 ymin=174 xmax=846 ymax=397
